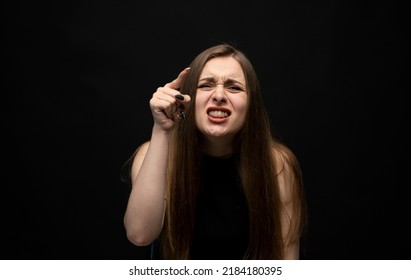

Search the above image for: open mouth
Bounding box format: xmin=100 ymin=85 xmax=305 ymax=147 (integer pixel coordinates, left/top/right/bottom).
xmin=207 ymin=108 xmax=231 ymax=118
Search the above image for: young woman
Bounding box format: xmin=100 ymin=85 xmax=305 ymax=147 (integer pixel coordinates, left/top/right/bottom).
xmin=122 ymin=44 xmax=306 ymax=259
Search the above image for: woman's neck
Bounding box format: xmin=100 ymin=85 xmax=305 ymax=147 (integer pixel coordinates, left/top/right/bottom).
xmin=200 ymin=136 xmax=235 ymax=158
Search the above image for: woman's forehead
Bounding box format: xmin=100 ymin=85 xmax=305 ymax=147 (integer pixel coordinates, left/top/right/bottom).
xmin=200 ymin=57 xmax=245 ymax=82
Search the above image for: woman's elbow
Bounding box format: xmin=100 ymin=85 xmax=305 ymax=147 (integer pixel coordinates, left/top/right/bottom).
xmin=125 ymin=228 xmax=157 ymax=247
xmin=124 ymin=217 xmax=159 ymax=246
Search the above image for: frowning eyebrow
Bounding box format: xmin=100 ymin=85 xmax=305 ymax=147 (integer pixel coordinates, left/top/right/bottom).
xmin=199 ymin=76 xmax=245 ymax=87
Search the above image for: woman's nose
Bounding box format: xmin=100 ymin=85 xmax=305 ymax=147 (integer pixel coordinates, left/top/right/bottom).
xmin=212 ymin=85 xmax=227 ymax=103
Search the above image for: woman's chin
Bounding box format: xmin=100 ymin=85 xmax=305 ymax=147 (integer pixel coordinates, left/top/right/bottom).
xmin=204 ymin=128 xmax=227 ymax=138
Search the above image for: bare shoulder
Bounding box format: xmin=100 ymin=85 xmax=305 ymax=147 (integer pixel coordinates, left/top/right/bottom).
xmin=134 ymin=141 xmax=151 ymax=161
xmin=271 ymin=142 xmax=300 ymax=174
xmin=130 ymin=141 xmax=151 ymax=183
xmin=270 ymin=142 xmax=302 ymax=203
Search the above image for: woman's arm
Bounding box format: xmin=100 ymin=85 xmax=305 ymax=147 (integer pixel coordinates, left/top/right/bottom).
xmin=123 ymin=68 xmax=191 ymax=246
xmin=123 ymin=128 xmax=171 ymax=246
xmin=273 ymin=145 xmax=305 ymax=259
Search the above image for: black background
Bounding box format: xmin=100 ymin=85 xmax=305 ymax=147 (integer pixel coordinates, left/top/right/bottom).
xmin=4 ymin=0 xmax=409 ymax=259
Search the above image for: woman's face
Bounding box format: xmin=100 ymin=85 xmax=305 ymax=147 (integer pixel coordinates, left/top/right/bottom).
xmin=195 ymin=56 xmax=248 ymax=142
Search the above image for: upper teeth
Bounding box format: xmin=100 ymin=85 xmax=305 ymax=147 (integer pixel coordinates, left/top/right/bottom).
xmin=208 ymin=110 xmax=229 ymax=117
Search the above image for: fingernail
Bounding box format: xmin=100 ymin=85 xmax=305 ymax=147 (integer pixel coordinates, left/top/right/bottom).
xmin=175 ymin=94 xmax=184 ymax=101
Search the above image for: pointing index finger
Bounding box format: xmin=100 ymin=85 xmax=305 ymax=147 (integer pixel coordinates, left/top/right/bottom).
xmin=165 ymin=67 xmax=190 ymax=90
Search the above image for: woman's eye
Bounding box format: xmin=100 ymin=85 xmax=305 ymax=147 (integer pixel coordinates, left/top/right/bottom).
xmin=198 ymin=84 xmax=213 ymax=90
xmin=197 ymin=83 xmax=244 ymax=93
xmin=227 ymin=86 xmax=242 ymax=92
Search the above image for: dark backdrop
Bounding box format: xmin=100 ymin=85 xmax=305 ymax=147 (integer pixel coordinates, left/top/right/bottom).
xmin=4 ymin=0 xmax=409 ymax=259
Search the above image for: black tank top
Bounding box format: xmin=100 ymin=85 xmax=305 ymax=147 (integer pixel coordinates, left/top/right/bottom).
xmin=190 ymin=154 xmax=250 ymax=259
xmin=149 ymin=154 xmax=250 ymax=260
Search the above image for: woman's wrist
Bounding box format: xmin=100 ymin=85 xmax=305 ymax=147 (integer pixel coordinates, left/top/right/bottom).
xmin=151 ymin=124 xmax=173 ymax=140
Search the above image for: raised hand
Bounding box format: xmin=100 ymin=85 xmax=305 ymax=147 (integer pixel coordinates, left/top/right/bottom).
xmin=149 ymin=67 xmax=191 ymax=131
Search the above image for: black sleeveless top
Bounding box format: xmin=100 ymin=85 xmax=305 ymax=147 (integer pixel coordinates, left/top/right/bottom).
xmin=150 ymin=154 xmax=250 ymax=260
xmin=190 ymin=154 xmax=250 ymax=259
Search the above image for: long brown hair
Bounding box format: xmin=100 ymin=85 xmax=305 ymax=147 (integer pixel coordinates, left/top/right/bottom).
xmin=121 ymin=44 xmax=306 ymax=259
xmin=160 ymin=44 xmax=306 ymax=259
